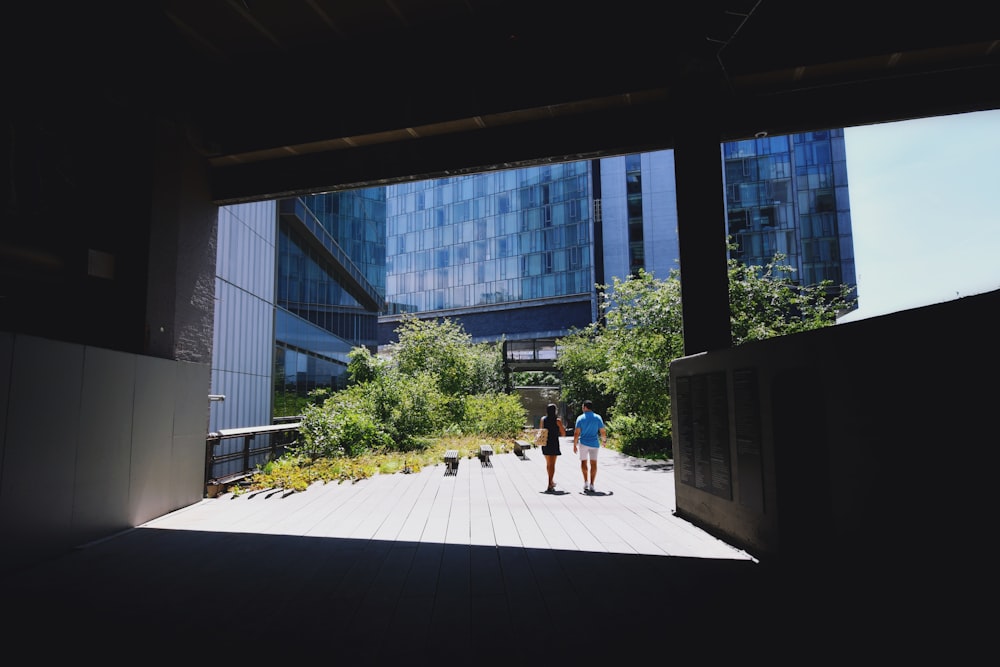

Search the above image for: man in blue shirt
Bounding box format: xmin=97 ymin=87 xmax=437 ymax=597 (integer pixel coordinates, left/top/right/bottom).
xmin=572 ymin=400 xmax=607 ymax=493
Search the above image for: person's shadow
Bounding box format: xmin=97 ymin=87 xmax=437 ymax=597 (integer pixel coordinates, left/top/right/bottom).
xmin=582 ymin=489 xmax=613 ymax=496
xmin=542 ymin=489 xmax=570 ymax=495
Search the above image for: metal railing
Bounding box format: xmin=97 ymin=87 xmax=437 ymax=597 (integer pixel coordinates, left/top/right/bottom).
xmin=204 ymin=421 xmax=302 ymax=494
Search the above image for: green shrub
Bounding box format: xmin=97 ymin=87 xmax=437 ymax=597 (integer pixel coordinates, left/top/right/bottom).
xmin=333 ymin=410 xmax=394 ymax=457
xmin=368 ymin=370 xmax=451 ymax=448
xmin=298 ymin=402 xmax=339 ymax=460
xmin=461 ymin=393 xmax=527 ymax=437
xmin=609 ymin=413 xmax=672 ymax=460
xmin=297 ymin=392 xmax=393 ymax=459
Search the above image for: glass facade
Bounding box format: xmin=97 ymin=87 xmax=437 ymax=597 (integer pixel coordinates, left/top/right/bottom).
xmin=214 ymin=132 xmax=855 ymax=429
xmin=625 ymin=153 xmax=645 ymax=276
xmin=385 ymin=162 xmax=594 ymax=315
xmin=599 ymin=151 xmax=680 ymax=283
xmin=383 ymin=133 xmax=856 ymax=344
xmin=274 ymin=190 xmax=386 ymax=411
xmin=598 ymin=132 xmax=856 ymax=307
xmin=723 ymin=129 xmax=856 ymax=295
xmin=298 ymin=191 xmax=387 ymax=299
xmin=213 ymin=191 xmax=386 ymax=430
xmin=211 ymin=201 xmax=277 ymax=434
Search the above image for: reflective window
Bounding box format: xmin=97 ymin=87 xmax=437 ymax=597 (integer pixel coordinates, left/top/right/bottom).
xmin=386 ymin=163 xmax=594 ymax=314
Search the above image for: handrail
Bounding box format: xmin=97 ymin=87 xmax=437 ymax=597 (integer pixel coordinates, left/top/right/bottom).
xmin=204 ymin=422 xmax=302 ymax=494
xmin=208 ymin=423 xmax=302 ymax=439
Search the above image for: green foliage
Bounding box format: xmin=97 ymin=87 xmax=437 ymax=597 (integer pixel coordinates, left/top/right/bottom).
xmin=273 ymin=389 xmax=324 ymax=419
xmin=553 ymin=326 xmax=612 ymax=414
xmin=299 ymin=371 xmax=450 ymax=455
xmin=298 ymin=401 xmax=339 ymax=460
xmin=468 ymin=338 xmax=510 ymax=395
xmin=297 ymin=392 xmax=393 ymax=459
xmin=365 ymin=369 xmax=453 ymax=446
xmin=296 ymin=316 xmax=512 ymax=463
xmin=727 ymin=249 xmax=856 ymax=344
xmin=609 ymin=413 xmax=672 ymax=459
xmin=239 ymin=435 xmax=507 ymax=493
xmin=461 ymin=393 xmax=527 ymax=437
xmin=387 ymin=314 xmax=506 ymax=396
xmin=556 ymin=249 xmax=854 ymax=460
xmin=347 ymin=346 xmax=384 ymax=385
xmin=247 ymin=453 xmax=383 ymax=491
xmin=511 ymin=371 xmax=560 ymax=386
xmin=597 ymin=269 xmax=684 ymax=423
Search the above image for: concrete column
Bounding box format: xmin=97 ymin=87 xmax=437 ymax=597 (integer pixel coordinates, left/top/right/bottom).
xmin=673 ymin=97 xmax=732 ymax=354
xmin=145 ymin=119 xmax=218 ymax=363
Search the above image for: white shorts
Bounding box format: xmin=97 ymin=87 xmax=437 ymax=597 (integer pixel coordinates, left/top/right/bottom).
xmin=577 ymin=444 xmax=599 ymax=461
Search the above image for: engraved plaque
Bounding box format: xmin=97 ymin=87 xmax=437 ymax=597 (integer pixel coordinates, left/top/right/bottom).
xmin=734 ymin=368 xmax=764 ymax=512
xmin=675 ymin=376 xmax=695 ymax=486
xmin=708 ymin=372 xmax=732 ymax=500
xmin=677 ymin=371 xmax=731 ymax=499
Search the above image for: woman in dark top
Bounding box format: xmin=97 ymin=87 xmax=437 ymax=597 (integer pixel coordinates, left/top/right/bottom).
xmin=539 ymin=403 xmax=566 ymax=492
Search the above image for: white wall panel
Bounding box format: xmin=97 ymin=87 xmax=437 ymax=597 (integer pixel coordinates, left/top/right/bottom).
xmin=0 ymin=335 xmax=83 ymax=568
xmin=0 ymin=334 xmax=214 ymax=572
xmin=73 ymin=346 xmax=135 ymax=545
xmin=129 ymin=354 xmax=176 ymax=525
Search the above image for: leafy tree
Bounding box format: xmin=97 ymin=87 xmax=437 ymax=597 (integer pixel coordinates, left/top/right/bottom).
xmin=462 ymin=393 xmax=529 ymax=438
xmin=597 ymin=268 xmax=684 ymax=424
xmin=728 ymin=252 xmax=855 ymax=342
xmin=467 ymin=337 xmax=509 ymax=395
xmin=553 ymin=325 xmax=611 ymax=417
xmin=556 ymin=248 xmax=855 ymax=458
xmin=387 ymin=314 xmax=505 ymax=396
xmin=347 ymin=345 xmax=384 ymax=385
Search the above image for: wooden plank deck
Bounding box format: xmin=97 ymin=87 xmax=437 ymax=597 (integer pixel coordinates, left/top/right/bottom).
xmin=146 ymin=439 xmax=754 ymax=560
xmin=1 ymin=439 xmax=860 ymax=663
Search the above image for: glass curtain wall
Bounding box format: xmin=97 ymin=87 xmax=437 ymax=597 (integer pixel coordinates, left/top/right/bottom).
xmin=273 ymin=190 xmax=386 ymax=415
xmin=385 ymin=162 xmax=594 ymax=315
xmin=723 ymin=129 xmax=857 ymax=297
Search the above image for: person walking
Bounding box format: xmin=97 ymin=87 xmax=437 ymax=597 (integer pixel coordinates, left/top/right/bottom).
xmin=540 ymin=403 xmax=566 ymax=493
xmin=573 ymin=399 xmax=607 ymax=493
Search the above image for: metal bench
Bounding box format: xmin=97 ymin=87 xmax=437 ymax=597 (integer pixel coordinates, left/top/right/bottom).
xmin=478 ymin=444 xmax=494 ymax=466
xmin=443 ymin=449 xmax=459 ymax=475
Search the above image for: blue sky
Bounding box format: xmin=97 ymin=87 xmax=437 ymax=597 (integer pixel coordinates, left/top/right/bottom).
xmin=838 ymin=109 xmax=1000 ymax=322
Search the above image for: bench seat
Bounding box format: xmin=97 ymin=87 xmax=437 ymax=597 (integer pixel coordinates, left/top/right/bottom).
xmin=478 ymin=444 xmax=494 ymax=465
xmin=443 ymin=449 xmax=459 ymax=474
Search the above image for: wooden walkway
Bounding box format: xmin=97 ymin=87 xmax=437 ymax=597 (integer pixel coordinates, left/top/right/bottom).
xmin=150 ymin=439 xmax=754 ymax=560
xmin=2 ymin=440 xmax=883 ymax=663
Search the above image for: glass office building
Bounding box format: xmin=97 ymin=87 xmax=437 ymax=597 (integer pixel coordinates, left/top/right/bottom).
xmin=211 ymin=191 xmax=386 ymax=434
xmin=599 ymin=151 xmax=681 ymax=283
xmin=275 ymin=190 xmax=385 ymax=412
xmin=382 ymin=130 xmax=856 ymax=347
xmin=381 ymin=162 xmax=598 ymax=345
xmin=723 ymin=129 xmax=856 ymax=295
xmin=212 ymin=130 xmax=855 ymax=430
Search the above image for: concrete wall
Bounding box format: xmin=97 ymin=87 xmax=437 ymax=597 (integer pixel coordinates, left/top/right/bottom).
xmin=671 ymin=288 xmax=1000 ymax=567
xmin=0 ymin=332 xmax=210 ymax=573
